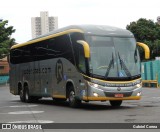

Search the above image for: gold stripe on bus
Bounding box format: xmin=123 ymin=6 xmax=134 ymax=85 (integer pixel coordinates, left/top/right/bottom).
xmin=52 ymin=95 xmax=66 ymax=99
xmin=83 ymin=96 xmax=141 ymax=101
xmin=81 ymin=73 xmax=141 ymax=84
xmin=11 ymin=29 xmax=84 ymax=49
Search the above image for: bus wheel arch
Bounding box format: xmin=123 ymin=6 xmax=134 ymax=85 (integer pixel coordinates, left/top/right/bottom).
xmin=66 ymin=82 xmax=81 ymax=108
xmin=66 ymin=82 xmax=74 ymax=98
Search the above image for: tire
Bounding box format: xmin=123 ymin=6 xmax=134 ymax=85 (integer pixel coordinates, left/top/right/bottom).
xmin=68 ymin=87 xmax=81 ymax=108
xmin=109 ymin=100 xmax=122 ymax=107
xmin=20 ymin=88 xmax=25 ymax=102
xmin=24 ymin=86 xmax=32 ymax=103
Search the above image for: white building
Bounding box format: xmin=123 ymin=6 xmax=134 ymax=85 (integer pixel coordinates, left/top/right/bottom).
xmin=31 ymin=11 xmax=58 ymax=38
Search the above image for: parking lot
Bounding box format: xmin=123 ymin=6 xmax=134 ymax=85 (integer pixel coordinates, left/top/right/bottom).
xmin=0 ymin=85 xmax=160 ymax=131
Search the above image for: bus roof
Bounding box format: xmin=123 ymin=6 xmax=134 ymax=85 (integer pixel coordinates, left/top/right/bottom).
xmin=11 ymin=25 xmax=134 ymax=49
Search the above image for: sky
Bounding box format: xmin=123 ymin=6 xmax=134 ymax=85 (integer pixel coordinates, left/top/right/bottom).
xmin=0 ymin=0 xmax=160 ymax=43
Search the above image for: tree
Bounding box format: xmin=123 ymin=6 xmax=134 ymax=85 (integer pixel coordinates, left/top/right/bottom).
xmin=0 ymin=20 xmax=15 ymax=59
xmin=126 ymin=18 xmax=160 ymax=60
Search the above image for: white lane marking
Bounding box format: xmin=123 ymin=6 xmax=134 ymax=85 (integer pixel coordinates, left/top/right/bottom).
xmin=152 ymin=97 xmax=160 ymax=99
xmin=8 ymin=111 xmax=44 ymax=114
xmin=124 ymin=104 xmax=138 ymax=107
xmin=8 ymin=120 xmax=54 ymax=123
xmin=0 ymin=105 xmax=38 ymax=108
xmin=10 ymin=105 xmax=38 ymax=108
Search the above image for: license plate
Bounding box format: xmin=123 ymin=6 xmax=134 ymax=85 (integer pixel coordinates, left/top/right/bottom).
xmin=115 ymin=94 xmax=123 ymax=98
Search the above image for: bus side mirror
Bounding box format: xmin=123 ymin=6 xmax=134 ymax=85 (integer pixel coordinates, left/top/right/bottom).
xmin=77 ymin=40 xmax=90 ymax=58
xmin=137 ymin=42 xmax=150 ymax=59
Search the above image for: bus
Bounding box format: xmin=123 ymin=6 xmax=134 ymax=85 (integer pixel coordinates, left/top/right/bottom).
xmin=9 ymin=25 xmax=150 ymax=107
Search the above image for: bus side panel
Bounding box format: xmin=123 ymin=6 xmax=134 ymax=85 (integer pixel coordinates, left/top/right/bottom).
xmin=32 ymin=61 xmax=41 ymax=96
xmin=21 ymin=63 xmax=28 ymax=84
xmin=52 ymin=58 xmax=86 ymax=100
xmin=40 ymin=59 xmax=53 ymax=97
xmin=28 ymin=62 xmax=35 ymax=95
xmin=22 ymin=62 xmax=37 ymax=96
xmin=52 ymin=58 xmax=66 ymax=98
xmin=9 ymin=64 xmax=18 ymax=95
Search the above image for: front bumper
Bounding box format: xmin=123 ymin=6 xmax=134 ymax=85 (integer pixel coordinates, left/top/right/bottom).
xmin=82 ymin=83 xmax=142 ymax=101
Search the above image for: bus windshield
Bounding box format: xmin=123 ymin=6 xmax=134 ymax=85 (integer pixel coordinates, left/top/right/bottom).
xmin=85 ymin=35 xmax=141 ymax=80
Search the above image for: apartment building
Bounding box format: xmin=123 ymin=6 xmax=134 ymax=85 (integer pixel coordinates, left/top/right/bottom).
xmin=31 ymin=11 xmax=58 ymax=38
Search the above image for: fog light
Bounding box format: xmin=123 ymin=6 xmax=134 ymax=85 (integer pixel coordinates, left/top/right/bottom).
xmin=93 ymin=92 xmax=98 ymax=97
xmin=137 ymin=92 xmax=141 ymax=96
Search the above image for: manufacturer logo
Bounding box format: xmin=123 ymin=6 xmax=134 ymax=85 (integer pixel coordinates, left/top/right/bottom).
xmin=117 ymin=87 xmax=121 ymax=91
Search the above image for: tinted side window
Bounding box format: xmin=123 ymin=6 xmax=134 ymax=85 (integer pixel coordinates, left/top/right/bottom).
xmin=21 ymin=46 xmax=32 ymax=63
xmin=46 ymin=38 xmax=57 ymax=57
xmin=10 ymin=48 xmax=23 ymax=64
xmin=70 ymin=33 xmax=85 ymax=71
xmin=10 ymin=34 xmax=75 ymax=64
xmin=34 ymin=41 xmax=47 ymax=61
xmin=47 ymin=34 xmax=75 ymax=64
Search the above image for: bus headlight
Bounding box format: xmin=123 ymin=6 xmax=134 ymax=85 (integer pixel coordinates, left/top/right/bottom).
xmin=136 ymin=83 xmax=142 ymax=88
xmin=87 ymin=82 xmax=99 ymax=88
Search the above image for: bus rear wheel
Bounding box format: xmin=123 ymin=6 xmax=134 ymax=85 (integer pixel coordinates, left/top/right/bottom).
xmin=24 ymin=86 xmax=32 ymax=103
xmin=20 ymin=88 xmax=25 ymax=102
xmin=68 ymin=87 xmax=81 ymax=108
xmin=109 ymin=100 xmax=122 ymax=107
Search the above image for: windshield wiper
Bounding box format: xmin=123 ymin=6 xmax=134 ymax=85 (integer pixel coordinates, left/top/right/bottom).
xmin=118 ymin=52 xmax=131 ymax=77
xmin=105 ymin=53 xmax=114 ymax=78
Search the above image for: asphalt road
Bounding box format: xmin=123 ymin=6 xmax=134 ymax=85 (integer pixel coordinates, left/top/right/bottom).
xmin=0 ymin=84 xmax=160 ymax=132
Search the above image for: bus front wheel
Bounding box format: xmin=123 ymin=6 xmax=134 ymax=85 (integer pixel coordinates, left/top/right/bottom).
xmin=68 ymin=88 xmax=81 ymax=108
xmin=109 ymin=100 xmax=122 ymax=107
